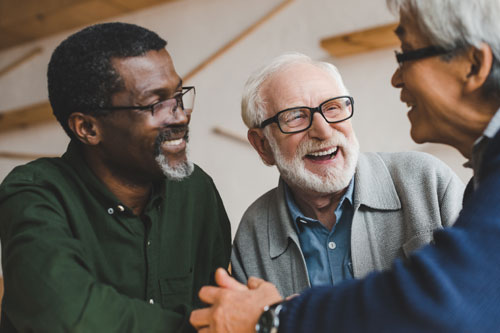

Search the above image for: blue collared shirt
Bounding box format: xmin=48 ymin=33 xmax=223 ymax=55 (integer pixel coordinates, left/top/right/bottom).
xmin=284 ymin=179 xmax=355 ymax=286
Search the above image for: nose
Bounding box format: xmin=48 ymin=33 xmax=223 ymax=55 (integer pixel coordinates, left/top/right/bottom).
xmin=307 ymin=112 xmax=334 ymax=140
xmin=391 ymin=66 xmax=403 ymax=88
xmin=159 ymin=106 xmax=190 ymax=127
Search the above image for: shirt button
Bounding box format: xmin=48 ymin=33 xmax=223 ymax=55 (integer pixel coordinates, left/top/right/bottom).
xmin=117 ymin=205 xmax=125 ymax=212
xmin=328 ymin=241 xmax=336 ymax=250
xmin=147 ymin=240 xmax=151 ymax=246
xmin=149 ymin=299 xmax=154 ymax=304
xmin=107 ymin=208 xmax=114 ymax=215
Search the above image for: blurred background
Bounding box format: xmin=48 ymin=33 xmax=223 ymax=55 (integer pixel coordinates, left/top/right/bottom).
xmin=0 ymin=0 xmax=472 ymax=240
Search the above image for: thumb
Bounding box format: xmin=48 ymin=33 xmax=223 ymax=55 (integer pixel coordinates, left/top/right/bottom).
xmin=215 ymin=268 xmax=248 ymax=291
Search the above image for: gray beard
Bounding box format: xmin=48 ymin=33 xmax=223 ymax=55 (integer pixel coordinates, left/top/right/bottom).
xmin=155 ymin=151 xmax=194 ymax=181
xmin=154 ymin=127 xmax=194 ymax=181
xmin=267 ymin=131 xmax=359 ymax=194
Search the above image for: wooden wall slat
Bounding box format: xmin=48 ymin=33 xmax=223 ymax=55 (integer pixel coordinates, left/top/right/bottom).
xmin=320 ymin=23 xmax=399 ymax=58
xmin=0 ymin=102 xmax=54 ymax=134
xmin=0 ymin=0 xmax=178 ymax=50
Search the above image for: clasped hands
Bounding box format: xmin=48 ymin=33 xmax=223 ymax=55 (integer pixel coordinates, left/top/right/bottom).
xmin=190 ymin=268 xmax=283 ymax=333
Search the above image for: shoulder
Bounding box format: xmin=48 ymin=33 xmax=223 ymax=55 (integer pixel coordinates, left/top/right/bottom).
xmin=0 ymin=157 xmax=68 ymax=197
xmin=241 ymin=186 xmax=279 ymax=223
xmin=359 ymin=151 xmax=458 ymax=182
xmin=235 ymin=186 xmax=279 ymax=240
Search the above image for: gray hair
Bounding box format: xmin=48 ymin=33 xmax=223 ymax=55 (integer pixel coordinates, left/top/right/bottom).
xmin=387 ymin=0 xmax=500 ymax=99
xmin=241 ymin=52 xmax=349 ymax=129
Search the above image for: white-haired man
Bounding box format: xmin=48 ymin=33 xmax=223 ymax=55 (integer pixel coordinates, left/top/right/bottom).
xmin=190 ymin=0 xmax=500 ymax=331
xmin=229 ymin=52 xmax=464 ymax=298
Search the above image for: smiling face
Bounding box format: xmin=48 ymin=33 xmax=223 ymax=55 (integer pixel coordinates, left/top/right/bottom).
xmin=260 ymin=63 xmax=359 ymax=194
xmin=94 ymin=49 xmax=193 ymax=183
xmin=391 ymin=14 xmax=479 ymax=149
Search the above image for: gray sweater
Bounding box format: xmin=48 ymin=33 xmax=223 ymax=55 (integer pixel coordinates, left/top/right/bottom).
xmin=231 ymin=152 xmax=465 ymax=297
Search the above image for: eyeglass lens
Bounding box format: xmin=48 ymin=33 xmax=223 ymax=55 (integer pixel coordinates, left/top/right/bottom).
xmin=278 ymin=97 xmax=352 ymax=132
xmin=152 ymin=87 xmax=195 ymax=116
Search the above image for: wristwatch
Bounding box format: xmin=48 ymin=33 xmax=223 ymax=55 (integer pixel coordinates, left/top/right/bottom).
xmin=255 ymin=300 xmax=285 ymax=333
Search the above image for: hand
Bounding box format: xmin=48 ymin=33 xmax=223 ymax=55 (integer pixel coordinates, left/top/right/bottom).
xmin=190 ymin=268 xmax=283 ymax=332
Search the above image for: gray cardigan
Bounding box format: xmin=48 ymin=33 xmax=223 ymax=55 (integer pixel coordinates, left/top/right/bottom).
xmin=231 ymin=152 xmax=465 ymax=297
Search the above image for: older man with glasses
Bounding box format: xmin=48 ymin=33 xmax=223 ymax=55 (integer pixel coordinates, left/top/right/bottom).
xmin=190 ymin=0 xmax=500 ymax=331
xmin=0 ymin=23 xmax=231 ymax=332
xmin=227 ymin=52 xmax=464 ymax=300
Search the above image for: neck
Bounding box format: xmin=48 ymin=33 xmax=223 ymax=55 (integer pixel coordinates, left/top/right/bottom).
xmin=83 ymin=148 xmax=153 ymax=216
xmin=454 ymin=95 xmax=500 ymax=159
xmin=287 ymin=182 xmax=347 ymax=231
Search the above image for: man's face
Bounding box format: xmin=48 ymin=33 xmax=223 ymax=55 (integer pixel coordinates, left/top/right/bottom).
xmin=261 ymin=63 xmax=359 ymax=194
xmin=391 ymin=14 xmax=471 ymax=147
xmin=95 ymin=49 xmax=193 ymax=183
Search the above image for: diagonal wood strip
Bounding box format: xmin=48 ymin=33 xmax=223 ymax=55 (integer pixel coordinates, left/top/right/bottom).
xmin=0 ymin=47 xmax=43 ymax=78
xmin=212 ymin=126 xmax=249 ymax=146
xmin=320 ymin=22 xmax=399 ymax=58
xmin=0 ymin=101 xmax=54 ymax=134
xmin=184 ymin=0 xmax=294 ymax=81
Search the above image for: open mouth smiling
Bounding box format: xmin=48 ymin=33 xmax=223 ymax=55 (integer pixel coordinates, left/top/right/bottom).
xmin=305 ymin=147 xmax=339 ymax=161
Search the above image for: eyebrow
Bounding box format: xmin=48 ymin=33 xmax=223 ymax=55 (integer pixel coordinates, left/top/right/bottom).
xmin=139 ymin=79 xmax=183 ymax=100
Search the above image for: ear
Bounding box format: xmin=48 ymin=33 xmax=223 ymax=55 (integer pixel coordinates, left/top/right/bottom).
xmin=67 ymin=112 xmax=101 ymax=146
xmin=464 ymin=43 xmax=493 ymax=94
xmin=247 ymin=128 xmax=276 ymax=166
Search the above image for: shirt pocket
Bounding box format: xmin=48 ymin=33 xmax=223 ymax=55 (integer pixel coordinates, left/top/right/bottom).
xmin=159 ymin=269 xmax=193 ymax=310
xmin=402 ymin=231 xmax=434 ymax=257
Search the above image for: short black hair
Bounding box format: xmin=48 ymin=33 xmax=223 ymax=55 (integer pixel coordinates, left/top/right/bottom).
xmin=47 ymin=22 xmax=167 ymax=139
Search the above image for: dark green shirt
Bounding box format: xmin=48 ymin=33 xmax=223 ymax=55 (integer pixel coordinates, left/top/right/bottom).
xmin=0 ymin=141 xmax=231 ymax=332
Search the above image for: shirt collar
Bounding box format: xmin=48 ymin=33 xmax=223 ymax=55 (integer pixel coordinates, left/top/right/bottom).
xmin=352 ymin=153 xmax=401 ymax=210
xmin=283 ymin=178 xmax=354 ymax=228
xmin=62 ymin=140 xmax=166 ymax=215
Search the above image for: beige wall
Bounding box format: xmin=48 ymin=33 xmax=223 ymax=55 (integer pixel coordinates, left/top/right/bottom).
xmin=0 ymin=0 xmax=472 ymax=243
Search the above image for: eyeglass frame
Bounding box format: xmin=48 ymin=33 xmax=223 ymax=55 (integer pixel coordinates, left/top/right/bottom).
xmin=96 ymin=86 xmax=196 ymax=116
xmin=259 ymin=95 xmax=354 ymax=134
xmin=394 ymin=46 xmax=456 ymax=67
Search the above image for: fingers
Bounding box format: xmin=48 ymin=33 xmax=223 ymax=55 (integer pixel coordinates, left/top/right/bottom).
xmin=198 ymin=286 xmax=221 ymax=304
xmin=215 ymin=267 xmax=248 ymax=291
xmin=247 ymin=276 xmax=266 ymax=289
xmin=190 ymin=308 xmax=211 ymax=330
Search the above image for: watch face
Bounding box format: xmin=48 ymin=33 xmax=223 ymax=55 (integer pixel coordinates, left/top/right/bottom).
xmin=257 ymin=303 xmax=282 ymax=333
xmin=256 ymin=309 xmax=274 ymax=333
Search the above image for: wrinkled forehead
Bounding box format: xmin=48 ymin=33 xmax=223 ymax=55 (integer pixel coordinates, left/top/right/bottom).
xmin=260 ymin=63 xmax=346 ymax=114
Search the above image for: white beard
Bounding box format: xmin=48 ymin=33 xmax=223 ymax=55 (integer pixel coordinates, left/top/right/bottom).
xmin=267 ymin=131 xmax=359 ymax=194
xmin=155 ymin=150 xmax=194 ymax=181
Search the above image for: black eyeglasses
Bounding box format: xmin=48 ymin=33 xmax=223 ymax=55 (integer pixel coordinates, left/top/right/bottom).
xmin=260 ymin=96 xmax=354 ymax=134
xmin=97 ymin=86 xmax=196 ymax=117
xmin=395 ymin=46 xmax=453 ymax=67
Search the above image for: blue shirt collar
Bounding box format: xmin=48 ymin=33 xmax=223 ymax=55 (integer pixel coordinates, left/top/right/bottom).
xmin=284 ymin=177 xmax=355 ymax=229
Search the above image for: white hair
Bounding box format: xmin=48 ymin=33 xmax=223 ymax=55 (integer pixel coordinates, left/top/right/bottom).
xmin=387 ymin=0 xmax=500 ymax=99
xmin=241 ymin=52 xmax=349 ymax=129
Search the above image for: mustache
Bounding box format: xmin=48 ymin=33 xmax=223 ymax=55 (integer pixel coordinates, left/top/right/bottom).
xmin=297 ymin=132 xmax=349 ymax=157
xmin=153 ymin=125 xmax=189 ymax=156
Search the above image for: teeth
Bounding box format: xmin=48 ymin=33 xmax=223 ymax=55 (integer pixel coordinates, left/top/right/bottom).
xmin=164 ymin=138 xmax=183 ymax=146
xmin=309 ymin=147 xmax=338 ymax=157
